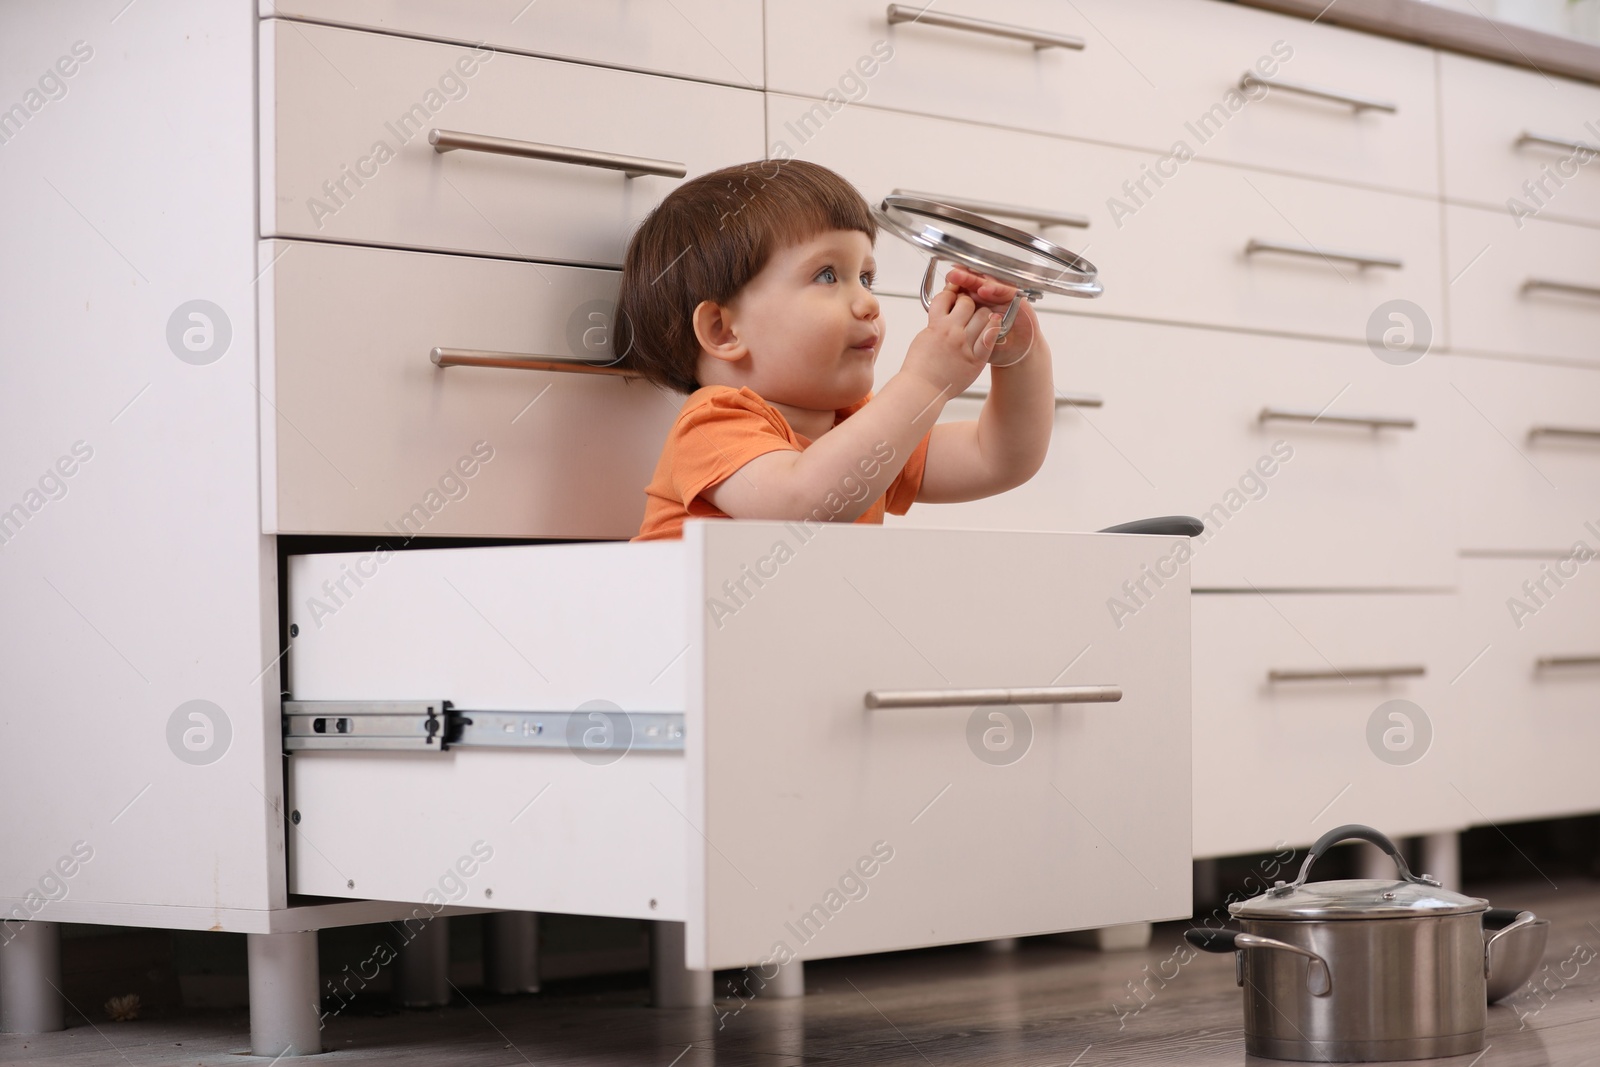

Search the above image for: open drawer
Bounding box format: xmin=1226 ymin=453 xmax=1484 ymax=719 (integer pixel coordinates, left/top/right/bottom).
xmin=283 ymin=521 xmax=1192 ymax=969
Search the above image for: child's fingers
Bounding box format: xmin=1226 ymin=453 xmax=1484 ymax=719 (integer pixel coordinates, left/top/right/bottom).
xmin=964 ymin=309 xmax=1001 ymax=358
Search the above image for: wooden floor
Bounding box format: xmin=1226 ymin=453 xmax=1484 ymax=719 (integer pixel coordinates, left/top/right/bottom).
xmin=5 ymin=876 xmax=1599 ymax=1066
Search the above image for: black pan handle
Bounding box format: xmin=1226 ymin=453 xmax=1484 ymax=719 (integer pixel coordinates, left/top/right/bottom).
xmin=1097 ymin=515 xmax=1205 ymax=538
xmin=1279 ymin=823 xmax=1438 ymax=892
xmin=1185 ymin=928 xmax=1239 ymax=953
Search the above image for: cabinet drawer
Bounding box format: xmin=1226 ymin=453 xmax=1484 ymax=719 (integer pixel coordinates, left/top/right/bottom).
xmin=1452 ymin=557 xmax=1600 ymax=823
xmin=1191 ymin=592 xmax=1468 ymax=859
xmin=260 ymin=1 xmax=763 ymax=87
xmin=283 ymin=523 xmax=1192 ymax=969
xmin=875 ymin=302 xmax=1456 ymax=590
xmin=1445 ymin=204 xmax=1600 ymax=366
xmin=259 ymin=240 xmax=679 ymax=538
xmin=1441 ymin=51 xmax=1600 ymax=226
xmin=1441 ymin=353 xmax=1600 ymax=552
xmin=766 ymin=0 xmax=1437 ymax=194
xmin=781 ymin=98 xmax=1442 ymax=341
xmin=261 ymin=20 xmax=763 ymax=264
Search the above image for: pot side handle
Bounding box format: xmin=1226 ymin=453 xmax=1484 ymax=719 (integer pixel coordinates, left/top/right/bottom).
xmin=1484 ymin=911 xmax=1538 ymax=979
xmin=1184 ymin=929 xmax=1333 ymax=996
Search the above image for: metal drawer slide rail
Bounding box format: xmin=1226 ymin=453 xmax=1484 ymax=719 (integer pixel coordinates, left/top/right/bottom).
xmin=283 ymin=700 xmax=686 ymax=753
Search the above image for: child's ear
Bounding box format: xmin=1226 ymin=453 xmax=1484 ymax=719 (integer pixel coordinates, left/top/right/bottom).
xmin=692 ymin=299 xmax=745 ymax=364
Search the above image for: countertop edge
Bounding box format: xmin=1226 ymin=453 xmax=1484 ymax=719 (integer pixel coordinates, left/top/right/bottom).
xmin=1233 ymin=0 xmax=1600 ymax=86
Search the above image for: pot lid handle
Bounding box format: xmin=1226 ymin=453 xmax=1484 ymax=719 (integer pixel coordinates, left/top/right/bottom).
xmin=1271 ymin=824 xmax=1443 ymax=896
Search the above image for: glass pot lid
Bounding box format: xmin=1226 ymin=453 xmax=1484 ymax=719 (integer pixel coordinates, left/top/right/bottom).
xmin=1229 ymin=824 xmax=1490 ymax=921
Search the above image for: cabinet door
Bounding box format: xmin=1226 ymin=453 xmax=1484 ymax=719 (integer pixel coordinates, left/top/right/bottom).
xmin=1190 ymin=591 xmax=1469 ymax=859
xmin=686 ymin=521 xmax=1191 ymax=969
xmin=261 ymin=240 xmax=681 ymax=538
xmin=874 ymin=301 xmax=1456 ymax=590
xmin=777 ymin=98 xmax=1443 ymax=342
xmin=262 ymin=20 xmax=763 ymax=264
xmin=1453 ymin=558 xmax=1600 ymax=823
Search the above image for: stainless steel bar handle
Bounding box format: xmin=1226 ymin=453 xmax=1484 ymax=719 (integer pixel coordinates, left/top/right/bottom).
xmin=1268 ymin=666 xmax=1426 ymax=682
xmin=886 ymin=4 xmax=1085 ymax=50
xmin=1528 ymin=425 xmax=1600 ymax=442
xmin=864 ymin=685 xmax=1121 ymax=709
xmin=891 ymin=187 xmax=1089 ymax=230
xmin=1535 ymin=654 xmax=1600 ymax=669
xmin=1246 ymin=238 xmax=1403 ymax=271
xmin=429 ymin=128 xmax=687 ymax=179
xmin=960 ymin=388 xmax=1103 ymax=408
xmin=432 ymin=347 xmax=636 ymax=376
xmin=1238 ymin=72 xmax=1397 ymax=114
xmin=1258 ymin=407 xmax=1416 ymax=431
xmin=1522 ymin=278 xmax=1600 ymax=300
xmin=1233 ymin=934 xmax=1333 ymax=997
xmin=1517 ymin=131 xmax=1600 ymax=155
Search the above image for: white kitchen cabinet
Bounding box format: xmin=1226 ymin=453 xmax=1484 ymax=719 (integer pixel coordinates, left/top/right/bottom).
xmin=1440 ymin=352 xmax=1600 ymax=552
xmin=1191 ymin=591 xmax=1471 ymax=859
xmin=259 ymin=240 xmax=681 ymax=538
xmin=1440 ymin=50 xmax=1600 ymax=227
xmin=261 ymin=0 xmax=765 ymax=88
xmin=872 ymin=300 xmax=1457 ymax=590
xmin=1452 ymin=557 xmax=1600 ymax=824
xmin=283 ymin=522 xmax=1194 ymax=968
xmin=766 ymin=0 xmax=1439 ymax=194
xmin=261 ymin=19 xmax=764 ymax=265
xmin=779 ymin=96 xmax=1443 ymax=343
xmin=1445 ymin=203 xmax=1600 ymax=366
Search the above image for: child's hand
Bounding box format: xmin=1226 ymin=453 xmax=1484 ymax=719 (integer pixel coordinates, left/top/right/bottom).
xmin=901 ymin=282 xmax=1002 ymax=396
xmin=943 ymin=265 xmax=1039 ymax=366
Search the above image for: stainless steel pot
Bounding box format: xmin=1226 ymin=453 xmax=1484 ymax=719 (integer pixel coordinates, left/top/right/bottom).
xmin=1186 ymin=824 xmax=1537 ymax=1062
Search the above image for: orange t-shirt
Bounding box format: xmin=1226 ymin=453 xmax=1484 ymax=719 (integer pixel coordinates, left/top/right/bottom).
xmin=633 ymin=385 xmax=933 ymax=542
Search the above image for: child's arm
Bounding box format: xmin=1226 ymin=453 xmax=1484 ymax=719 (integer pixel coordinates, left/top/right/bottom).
xmin=703 ymin=285 xmax=1001 ymax=522
xmin=916 ymin=265 xmax=1055 ymax=503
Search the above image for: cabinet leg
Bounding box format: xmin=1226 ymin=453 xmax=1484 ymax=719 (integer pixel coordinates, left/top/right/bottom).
xmin=979 ymin=937 xmax=1020 ymax=953
xmin=483 ymin=912 xmax=540 ymax=994
xmin=0 ymin=920 xmax=64 ymax=1033
xmin=393 ymin=915 xmax=450 ymax=1008
xmin=763 ymin=957 xmax=804 ymax=998
xmin=650 ymin=921 xmax=711 ymax=1008
xmin=1063 ymin=922 xmax=1153 ymax=951
xmin=1354 ymin=841 xmax=1397 ymax=881
xmin=246 ymin=930 xmax=321 ymax=1057
xmin=1418 ymin=831 xmax=1462 ymax=891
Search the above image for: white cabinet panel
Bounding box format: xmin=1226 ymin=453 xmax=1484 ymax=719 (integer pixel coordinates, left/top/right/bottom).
xmin=1445 ymin=204 xmax=1600 ymax=366
xmin=779 ymin=98 xmax=1443 ymax=342
xmin=1441 ymin=50 xmax=1600 ymax=226
xmin=1440 ymin=353 xmax=1600 ymax=552
xmin=262 ymin=1 xmax=763 ymax=87
xmin=1452 ymin=557 xmax=1600 ymax=824
xmin=1191 ymin=591 xmax=1471 ymax=859
xmin=260 ymin=240 xmax=682 ymax=538
xmin=766 ymin=0 xmax=1438 ymax=194
xmin=283 ymin=523 xmax=1193 ymax=968
xmin=261 ymin=20 xmax=763 ymax=264
xmin=875 ymin=302 xmax=1456 ymax=589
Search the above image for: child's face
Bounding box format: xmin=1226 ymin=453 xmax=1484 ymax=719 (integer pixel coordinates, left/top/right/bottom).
xmin=722 ymin=228 xmax=882 ymax=412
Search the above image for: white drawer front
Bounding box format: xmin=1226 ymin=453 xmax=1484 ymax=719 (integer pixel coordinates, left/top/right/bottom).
xmin=766 ymin=0 xmax=1437 ymax=193
xmin=261 ymin=20 xmax=763 ymax=263
xmin=874 ymin=302 xmax=1456 ymax=589
xmin=1191 ymin=591 xmax=1469 ymax=859
xmin=1452 ymin=557 xmax=1600 ymax=824
xmin=780 ymin=98 xmax=1442 ymax=341
xmin=1441 ymin=353 xmax=1600 ymax=552
xmin=261 ymin=1 xmax=763 ymax=87
xmin=1445 ymin=204 xmax=1600 ymax=366
xmin=260 ymin=240 xmax=680 ymax=538
xmin=282 ymin=524 xmax=1193 ymax=969
xmin=1441 ymin=51 xmax=1600 ymax=227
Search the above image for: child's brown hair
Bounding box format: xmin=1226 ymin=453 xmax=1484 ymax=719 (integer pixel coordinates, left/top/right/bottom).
xmin=615 ymin=159 xmax=876 ymax=394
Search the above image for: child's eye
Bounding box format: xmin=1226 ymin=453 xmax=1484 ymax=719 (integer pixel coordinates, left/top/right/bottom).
xmin=861 ymin=271 xmax=875 ymax=289
xmin=815 ymin=266 xmax=837 ymax=284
